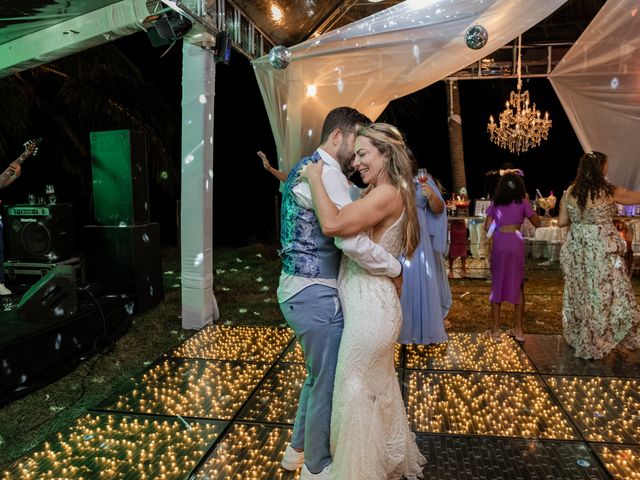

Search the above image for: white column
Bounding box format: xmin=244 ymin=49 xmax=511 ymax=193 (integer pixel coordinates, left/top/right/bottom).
xmin=180 ymin=42 xmax=219 ymax=329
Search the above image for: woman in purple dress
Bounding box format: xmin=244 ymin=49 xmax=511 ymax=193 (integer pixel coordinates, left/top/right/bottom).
xmin=484 ymin=174 xmax=540 ymax=342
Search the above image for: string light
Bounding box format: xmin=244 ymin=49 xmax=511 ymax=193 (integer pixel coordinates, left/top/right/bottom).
xmin=1 ymin=413 xmax=222 ymax=480
xmin=548 ymin=377 xmax=640 ymax=444
xmin=596 ymin=445 xmax=640 ymax=479
xmin=240 ymin=364 xmax=307 ymax=423
xmin=101 ymin=358 xmax=270 ymax=420
xmin=194 ymin=424 xmax=293 ymax=479
xmin=5 ymin=325 xmax=636 ymax=480
xmin=405 ymin=333 xmax=534 ymax=372
xmin=172 ymin=325 xmax=293 ymax=362
xmin=407 ymin=371 xmax=575 ymax=439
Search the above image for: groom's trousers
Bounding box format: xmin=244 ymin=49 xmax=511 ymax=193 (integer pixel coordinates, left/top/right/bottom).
xmin=280 ymin=284 xmax=343 ymax=474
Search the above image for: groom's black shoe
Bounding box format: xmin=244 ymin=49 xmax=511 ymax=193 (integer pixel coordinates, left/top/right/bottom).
xmin=281 ymin=444 xmax=305 ymax=471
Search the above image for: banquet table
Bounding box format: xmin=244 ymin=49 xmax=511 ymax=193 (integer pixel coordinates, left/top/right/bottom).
xmin=527 ymin=222 xmax=567 ymax=262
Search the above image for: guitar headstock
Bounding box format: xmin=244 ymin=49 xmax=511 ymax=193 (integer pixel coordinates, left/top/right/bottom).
xmin=23 ymin=137 xmax=43 ymax=156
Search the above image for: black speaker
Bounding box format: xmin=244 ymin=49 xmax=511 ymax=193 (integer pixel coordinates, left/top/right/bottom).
xmin=5 ymin=203 xmax=75 ymax=262
xmin=90 ymin=129 xmax=150 ymax=226
xmin=214 ymin=31 xmax=232 ymax=65
xmin=17 ymin=265 xmax=78 ymax=321
xmin=146 ymin=12 xmax=193 ymax=47
xmin=82 ymin=223 xmax=163 ymax=313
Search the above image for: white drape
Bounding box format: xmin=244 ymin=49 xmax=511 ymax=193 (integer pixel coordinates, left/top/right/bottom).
xmin=252 ymin=0 xmax=567 ymax=172
xmin=549 ymin=0 xmax=640 ymax=189
xmin=0 ymin=0 xmax=149 ymax=79
xmin=180 ymin=42 xmax=219 ymax=330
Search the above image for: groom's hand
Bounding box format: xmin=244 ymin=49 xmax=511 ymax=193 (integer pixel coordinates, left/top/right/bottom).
xmin=391 ymin=273 xmax=403 ymax=298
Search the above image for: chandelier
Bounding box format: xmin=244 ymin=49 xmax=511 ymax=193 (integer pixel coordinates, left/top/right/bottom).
xmin=487 ymin=36 xmax=551 ymax=155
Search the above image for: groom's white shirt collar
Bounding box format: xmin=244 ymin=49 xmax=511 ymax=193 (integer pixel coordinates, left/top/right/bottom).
xmin=316 ymin=147 xmax=342 ymax=173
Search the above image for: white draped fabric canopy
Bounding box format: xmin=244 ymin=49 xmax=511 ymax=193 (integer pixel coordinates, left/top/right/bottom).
xmin=550 ymin=0 xmax=640 ymax=189
xmin=252 ymin=0 xmax=568 ymax=173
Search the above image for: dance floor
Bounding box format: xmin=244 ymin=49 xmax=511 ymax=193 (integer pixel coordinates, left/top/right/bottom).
xmin=2 ymin=325 xmax=640 ymax=479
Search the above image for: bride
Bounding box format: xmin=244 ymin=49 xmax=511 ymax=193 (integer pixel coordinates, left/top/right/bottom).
xmin=301 ymin=123 xmax=426 ymax=479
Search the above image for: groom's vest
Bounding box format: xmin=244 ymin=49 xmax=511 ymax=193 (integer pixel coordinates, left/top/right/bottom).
xmin=280 ymin=152 xmax=341 ymax=279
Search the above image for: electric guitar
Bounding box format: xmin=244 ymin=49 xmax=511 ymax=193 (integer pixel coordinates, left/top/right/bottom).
xmin=0 ymin=137 xmax=42 ymax=186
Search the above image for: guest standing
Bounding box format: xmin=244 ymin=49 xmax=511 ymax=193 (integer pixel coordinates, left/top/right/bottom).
xmin=448 ymin=214 xmax=468 ymax=278
xmin=484 ymin=173 xmax=540 ymax=342
xmin=399 ymin=165 xmax=451 ymax=345
xmin=257 ymin=150 xmax=287 ymax=182
xmin=558 ymin=151 xmax=640 ymax=359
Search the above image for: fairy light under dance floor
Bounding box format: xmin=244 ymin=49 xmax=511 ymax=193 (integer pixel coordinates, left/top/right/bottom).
xmin=97 ymin=358 xmax=270 ymax=420
xmin=593 ymin=445 xmax=640 ymax=480
xmin=404 ymin=332 xmax=535 ymax=372
xmin=405 ymin=371 xmax=576 ymax=439
xmin=2 ymin=327 xmax=639 ymax=479
xmin=546 ymin=376 xmax=640 ymax=444
xmin=1 ymin=413 xmax=225 ymax=480
xmin=171 ymin=325 xmax=293 ymax=362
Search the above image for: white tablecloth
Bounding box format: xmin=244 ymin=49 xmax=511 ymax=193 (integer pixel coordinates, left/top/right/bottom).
xmin=534 ymin=226 xmax=566 ymax=243
xmin=527 ymin=225 xmax=567 ymax=262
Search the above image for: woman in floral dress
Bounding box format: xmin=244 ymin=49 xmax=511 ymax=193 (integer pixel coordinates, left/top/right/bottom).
xmin=558 ymin=151 xmax=640 ymax=359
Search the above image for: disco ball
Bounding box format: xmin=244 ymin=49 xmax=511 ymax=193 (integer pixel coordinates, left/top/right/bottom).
xmin=465 ymin=25 xmax=489 ymax=50
xmin=269 ymin=45 xmax=291 ymax=69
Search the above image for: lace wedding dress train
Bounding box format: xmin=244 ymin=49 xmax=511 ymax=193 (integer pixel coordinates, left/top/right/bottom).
xmin=330 ymin=212 xmax=426 ymax=480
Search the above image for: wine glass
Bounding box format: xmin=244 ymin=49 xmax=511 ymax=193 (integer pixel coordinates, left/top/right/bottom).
xmin=417 ymin=168 xmax=428 ymax=184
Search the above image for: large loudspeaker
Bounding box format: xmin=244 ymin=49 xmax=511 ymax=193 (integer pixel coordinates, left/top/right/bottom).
xmin=5 ymin=203 xmax=75 ymax=262
xmin=146 ymin=11 xmax=193 ymax=48
xmin=214 ymin=31 xmax=232 ymax=64
xmin=82 ymin=223 xmax=163 ymax=313
xmin=17 ymin=265 xmax=78 ymax=321
xmin=90 ymin=129 xmax=149 ymax=226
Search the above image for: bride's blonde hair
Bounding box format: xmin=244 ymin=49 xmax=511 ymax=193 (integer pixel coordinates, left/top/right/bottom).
xmin=356 ymin=123 xmax=419 ymax=258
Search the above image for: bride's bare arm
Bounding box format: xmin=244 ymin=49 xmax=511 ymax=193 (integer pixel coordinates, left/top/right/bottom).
xmin=303 ymin=163 xmax=397 ymax=237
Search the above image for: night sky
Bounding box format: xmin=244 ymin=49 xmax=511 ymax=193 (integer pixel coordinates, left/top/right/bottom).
xmin=10 ymin=32 xmax=583 ymax=248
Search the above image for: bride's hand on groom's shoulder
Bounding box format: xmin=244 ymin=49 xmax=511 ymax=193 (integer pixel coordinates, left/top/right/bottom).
xmin=299 ymin=161 xmax=324 ymax=182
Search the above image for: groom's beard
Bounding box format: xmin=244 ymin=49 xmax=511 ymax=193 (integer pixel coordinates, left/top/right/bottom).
xmin=336 ymin=141 xmax=355 ymax=176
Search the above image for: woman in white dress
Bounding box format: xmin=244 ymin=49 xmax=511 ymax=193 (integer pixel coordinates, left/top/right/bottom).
xmin=301 ymin=123 xmax=426 ymax=479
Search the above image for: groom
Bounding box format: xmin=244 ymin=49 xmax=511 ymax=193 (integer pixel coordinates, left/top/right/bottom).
xmin=278 ymin=107 xmax=403 ymax=480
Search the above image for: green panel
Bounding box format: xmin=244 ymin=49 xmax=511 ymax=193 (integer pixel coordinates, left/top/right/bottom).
xmin=90 ymin=129 xmax=141 ymax=226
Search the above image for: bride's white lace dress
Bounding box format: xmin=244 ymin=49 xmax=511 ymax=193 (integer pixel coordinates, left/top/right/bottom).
xmin=330 ymin=211 xmax=426 ymax=479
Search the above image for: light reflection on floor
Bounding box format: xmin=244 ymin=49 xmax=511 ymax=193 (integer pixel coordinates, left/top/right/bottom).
xmin=2 ymin=328 xmax=637 ymax=480
xmin=97 ymin=358 xmax=270 ymax=420
xmin=404 ymin=332 xmax=534 ymax=372
xmin=1 ymin=413 xmax=224 ymax=480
